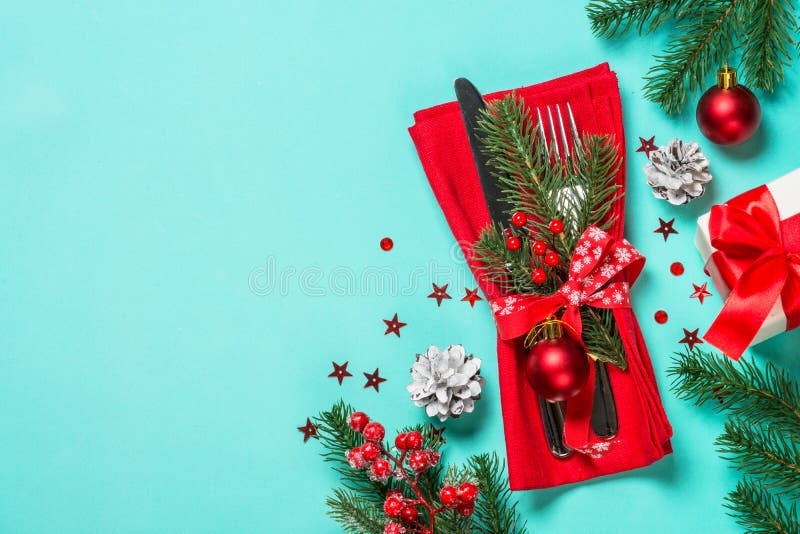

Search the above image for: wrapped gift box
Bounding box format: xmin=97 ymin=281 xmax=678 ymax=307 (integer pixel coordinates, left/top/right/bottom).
xmin=695 ymin=168 xmax=800 ymax=356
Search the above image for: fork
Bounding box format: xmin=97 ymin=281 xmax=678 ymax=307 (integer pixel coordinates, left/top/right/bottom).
xmin=535 ymin=103 xmax=619 ymax=443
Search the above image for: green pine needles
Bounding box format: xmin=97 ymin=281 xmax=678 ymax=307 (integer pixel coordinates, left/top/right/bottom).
xmin=314 ymin=400 xmax=528 ymax=534
xmin=669 ymin=349 xmax=800 ymax=533
xmin=471 ymin=94 xmax=628 ymax=369
xmin=586 ymin=0 xmax=799 ymax=113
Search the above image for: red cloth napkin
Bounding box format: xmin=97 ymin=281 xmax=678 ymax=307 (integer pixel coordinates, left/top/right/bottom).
xmin=409 ymin=63 xmax=672 ymax=490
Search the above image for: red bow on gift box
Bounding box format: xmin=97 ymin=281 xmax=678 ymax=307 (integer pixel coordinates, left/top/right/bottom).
xmin=704 ymin=185 xmax=800 ymax=359
xmin=489 ymin=226 xmax=645 ymax=447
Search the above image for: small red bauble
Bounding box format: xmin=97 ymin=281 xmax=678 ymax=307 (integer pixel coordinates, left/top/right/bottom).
xmin=400 ymin=506 xmax=419 ymax=525
xmin=654 ymin=310 xmax=668 ymax=324
xmin=380 ymin=237 xmax=394 ymax=251
xmin=408 ymin=450 xmax=430 ymax=472
xmin=531 ymin=268 xmax=547 ymax=285
xmin=348 ymin=411 xmax=369 ymax=433
xmin=549 ymin=219 xmax=564 ymax=234
xmin=404 ymin=431 xmax=423 ymax=450
xmin=525 ymin=336 xmax=590 ymax=402
xmin=457 ymin=482 xmax=479 ymax=503
xmin=532 ymin=240 xmax=547 ymax=256
xmin=506 ymin=236 xmax=522 ymax=251
xmin=512 ymin=212 xmax=528 ymax=227
xmin=384 ymin=522 xmax=405 ymax=534
xmin=670 ymin=262 xmax=684 ymax=276
xmin=544 ymin=252 xmax=560 ymax=266
xmin=361 ymin=441 xmax=382 ymax=461
xmin=394 ymin=432 xmax=408 ymax=450
xmin=370 ymin=458 xmax=392 ymax=481
xmin=696 ymin=65 xmax=761 ymax=146
xmin=384 ymin=495 xmax=404 ymax=518
xmin=363 ymin=422 xmax=385 ymax=443
xmin=439 ymin=485 xmax=459 ymax=507
xmin=456 ymin=502 xmax=476 ymax=516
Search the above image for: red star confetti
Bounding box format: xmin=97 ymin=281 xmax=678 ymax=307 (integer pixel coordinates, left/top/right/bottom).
xmin=461 ymin=287 xmax=483 ymax=308
xmin=298 ymin=418 xmax=318 ymax=442
xmin=690 ymin=282 xmax=712 ymax=304
xmin=328 ymin=361 xmax=352 ymax=385
xmin=363 ymin=368 xmax=386 ymax=392
xmin=654 ymin=218 xmax=678 ymax=242
xmin=383 ymin=313 xmax=407 ymax=337
xmin=679 ymin=328 xmax=703 ymax=351
xmin=427 ymin=283 xmax=452 ymax=306
xmin=429 ymin=423 xmax=446 ymax=443
xmin=635 ymin=135 xmax=658 ymax=157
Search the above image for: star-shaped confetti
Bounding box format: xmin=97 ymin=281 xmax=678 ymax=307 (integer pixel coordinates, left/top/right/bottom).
xmin=690 ymin=282 xmax=712 ymax=304
xmin=427 ymin=283 xmax=452 ymax=306
xmin=461 ymin=287 xmax=483 ymax=308
xmin=328 ymin=361 xmax=352 ymax=385
xmin=429 ymin=423 xmax=446 ymax=443
xmin=298 ymin=418 xmax=318 ymax=442
xmin=635 ymin=135 xmax=658 ymax=157
xmin=679 ymin=328 xmax=703 ymax=351
xmin=383 ymin=313 xmax=407 ymax=337
xmin=363 ymin=368 xmax=386 ymax=392
xmin=653 ymin=218 xmax=678 ymax=242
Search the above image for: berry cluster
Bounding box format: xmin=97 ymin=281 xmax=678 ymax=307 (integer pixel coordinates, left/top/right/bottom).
xmin=505 ymin=214 xmax=565 ymax=286
xmin=345 ymin=411 xmax=478 ymax=534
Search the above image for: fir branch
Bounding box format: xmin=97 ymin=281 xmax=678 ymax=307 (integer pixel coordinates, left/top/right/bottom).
xmin=586 ymin=0 xmax=691 ymax=38
xmin=582 ymin=307 xmax=627 ymax=369
xmin=467 ymin=453 xmax=528 ymax=534
xmin=669 ymin=349 xmax=800 ymax=437
xmin=326 ymin=488 xmax=385 ymax=534
xmin=725 ymin=478 xmax=800 ymax=534
xmin=717 ymin=418 xmax=800 ymax=499
xmin=643 ymin=0 xmax=741 ymax=114
xmin=740 ymin=0 xmax=797 ymax=92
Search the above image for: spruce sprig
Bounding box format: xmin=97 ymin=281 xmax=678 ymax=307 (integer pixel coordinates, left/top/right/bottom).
xmin=467 ymin=454 xmax=528 ymax=534
xmin=740 ymin=0 xmax=797 ymax=92
xmin=326 ymin=488 xmax=385 ymax=534
xmin=726 ymin=478 xmax=800 ymax=534
xmin=587 ymin=0 xmax=691 ymax=38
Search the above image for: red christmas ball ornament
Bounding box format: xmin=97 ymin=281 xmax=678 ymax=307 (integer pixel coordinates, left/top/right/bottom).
xmin=400 ymin=506 xmax=419 ymax=525
xmin=511 ymin=212 xmax=528 ymax=227
xmin=347 ymin=412 xmax=369 ymax=433
xmin=363 ymin=422 xmax=385 ymax=443
xmin=404 ymin=431 xmax=423 ymax=450
xmin=548 ymin=219 xmax=564 ymax=234
xmin=506 ymin=235 xmax=522 ymax=251
xmin=544 ymin=252 xmax=560 ymax=266
xmin=525 ymin=335 xmax=590 ymax=402
xmin=439 ymin=486 xmax=459 ymax=508
xmin=696 ymin=65 xmax=761 ymax=146
xmin=532 ymin=240 xmax=547 ymax=256
xmin=531 ymin=268 xmax=547 ymax=285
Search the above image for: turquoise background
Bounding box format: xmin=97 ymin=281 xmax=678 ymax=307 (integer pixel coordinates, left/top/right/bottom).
xmin=3 ymin=1 xmax=800 ymax=532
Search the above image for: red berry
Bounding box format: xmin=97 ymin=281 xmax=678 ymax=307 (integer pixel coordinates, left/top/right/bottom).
xmin=386 ymin=489 xmax=404 ymax=500
xmin=384 ymin=522 xmax=405 ymax=534
xmin=456 ymin=502 xmax=475 ymax=516
xmin=380 ymin=237 xmax=394 ymax=251
xmin=346 ymin=447 xmax=369 ymax=470
xmin=670 ymin=261 xmax=684 ymax=276
xmin=361 ymin=441 xmax=382 ymax=461
xmin=549 ymin=219 xmax=564 ymax=234
xmin=654 ymin=310 xmax=668 ymax=324
xmin=370 ymin=458 xmax=392 ymax=481
xmin=532 ymin=240 xmax=547 ymax=255
xmin=400 ymin=506 xmax=419 ymax=525
xmin=404 ymin=431 xmax=423 ymax=450
xmin=457 ymin=482 xmax=479 ymax=503
xmin=348 ymin=412 xmax=369 ymax=433
xmin=426 ymin=450 xmax=441 ymax=467
xmin=531 ymin=268 xmax=547 ymax=285
xmin=384 ymin=495 xmax=404 ymax=518
xmin=544 ymin=252 xmax=560 ymax=266
xmin=506 ymin=236 xmax=521 ymax=251
xmin=363 ymin=422 xmax=385 ymax=443
xmin=408 ymin=450 xmax=429 ymax=472
xmin=439 ymin=485 xmax=459 ymax=507
xmin=394 ymin=432 xmax=408 ymax=450
xmin=511 ymin=212 xmax=528 ymax=227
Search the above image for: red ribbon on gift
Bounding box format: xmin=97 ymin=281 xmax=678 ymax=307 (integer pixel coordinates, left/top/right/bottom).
xmin=489 ymin=226 xmax=645 ymax=448
xmin=703 ymin=185 xmax=800 ymax=359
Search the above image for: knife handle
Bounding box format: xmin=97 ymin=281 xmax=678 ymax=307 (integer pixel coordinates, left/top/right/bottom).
xmin=590 ymin=361 xmax=618 ymax=438
xmin=538 ymin=397 xmax=572 ymax=457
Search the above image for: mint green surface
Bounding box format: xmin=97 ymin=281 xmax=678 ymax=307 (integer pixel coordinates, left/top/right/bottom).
xmin=3 ymin=2 xmax=800 ymax=532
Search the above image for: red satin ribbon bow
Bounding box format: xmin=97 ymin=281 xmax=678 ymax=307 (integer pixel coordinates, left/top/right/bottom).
xmin=489 ymin=226 xmax=645 ymax=448
xmin=704 ymin=185 xmax=800 ymax=359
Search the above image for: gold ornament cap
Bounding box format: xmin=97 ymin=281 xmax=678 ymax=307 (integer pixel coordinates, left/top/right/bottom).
xmin=717 ymin=64 xmax=738 ymax=89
